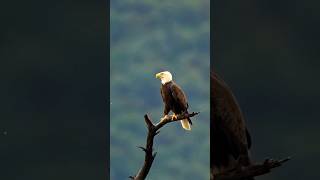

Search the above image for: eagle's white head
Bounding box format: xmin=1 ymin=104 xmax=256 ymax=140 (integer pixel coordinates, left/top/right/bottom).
xmin=155 ymin=71 xmax=172 ymax=85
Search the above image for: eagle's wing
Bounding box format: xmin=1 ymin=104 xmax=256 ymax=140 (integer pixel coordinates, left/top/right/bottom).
xmin=171 ymin=82 xmax=192 ymax=128
xmin=211 ymin=72 xmax=252 ymax=168
xmin=170 ymin=82 xmax=189 ymax=109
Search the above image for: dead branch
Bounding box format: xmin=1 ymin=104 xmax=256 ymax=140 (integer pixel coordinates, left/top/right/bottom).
xmin=212 ymin=157 xmax=291 ymax=180
xmin=129 ymin=112 xmax=200 ymax=180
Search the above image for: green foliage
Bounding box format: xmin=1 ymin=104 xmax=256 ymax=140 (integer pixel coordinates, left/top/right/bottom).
xmin=110 ymin=0 xmax=209 ymax=179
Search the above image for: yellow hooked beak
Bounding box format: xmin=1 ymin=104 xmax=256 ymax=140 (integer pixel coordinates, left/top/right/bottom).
xmin=155 ymin=73 xmax=162 ymax=79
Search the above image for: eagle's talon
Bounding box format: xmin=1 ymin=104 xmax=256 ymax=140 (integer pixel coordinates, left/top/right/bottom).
xmin=171 ymin=114 xmax=178 ymax=120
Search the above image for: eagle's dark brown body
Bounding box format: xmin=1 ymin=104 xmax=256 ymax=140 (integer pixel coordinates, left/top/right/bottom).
xmin=211 ymin=72 xmax=252 ymax=178
xmin=160 ymin=81 xmax=192 ymax=125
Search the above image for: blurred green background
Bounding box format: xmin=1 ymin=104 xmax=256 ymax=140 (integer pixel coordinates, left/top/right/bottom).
xmin=110 ymin=0 xmax=210 ymax=179
xmin=213 ymin=1 xmax=320 ymax=179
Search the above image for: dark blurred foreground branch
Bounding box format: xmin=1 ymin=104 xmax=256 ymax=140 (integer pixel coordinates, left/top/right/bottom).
xmin=212 ymin=157 xmax=291 ymax=180
xmin=129 ymin=112 xmax=199 ymax=180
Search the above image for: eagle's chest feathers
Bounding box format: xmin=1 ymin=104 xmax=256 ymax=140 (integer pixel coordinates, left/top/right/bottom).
xmin=161 ymin=82 xmax=175 ymax=107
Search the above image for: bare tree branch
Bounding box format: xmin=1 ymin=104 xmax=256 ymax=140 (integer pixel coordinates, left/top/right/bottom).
xmin=212 ymin=157 xmax=291 ymax=180
xmin=130 ymin=112 xmax=200 ymax=180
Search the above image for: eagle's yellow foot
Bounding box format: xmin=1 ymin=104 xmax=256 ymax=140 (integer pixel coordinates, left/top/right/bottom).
xmin=160 ymin=115 xmax=169 ymax=122
xmin=171 ymin=114 xmax=178 ymax=120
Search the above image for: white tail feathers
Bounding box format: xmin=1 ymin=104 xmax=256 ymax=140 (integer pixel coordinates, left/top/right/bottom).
xmin=180 ymin=119 xmax=191 ymax=130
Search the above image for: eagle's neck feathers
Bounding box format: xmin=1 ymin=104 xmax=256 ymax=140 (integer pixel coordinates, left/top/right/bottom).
xmin=161 ymin=76 xmax=172 ymax=85
xmin=161 ymin=79 xmax=172 ymax=85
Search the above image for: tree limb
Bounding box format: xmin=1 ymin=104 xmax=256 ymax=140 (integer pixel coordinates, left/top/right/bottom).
xmin=212 ymin=157 xmax=291 ymax=180
xmin=130 ymin=112 xmax=200 ymax=180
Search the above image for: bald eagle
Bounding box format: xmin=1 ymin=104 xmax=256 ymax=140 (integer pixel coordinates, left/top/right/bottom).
xmin=155 ymin=71 xmax=192 ymax=130
xmin=211 ymin=72 xmax=253 ymax=179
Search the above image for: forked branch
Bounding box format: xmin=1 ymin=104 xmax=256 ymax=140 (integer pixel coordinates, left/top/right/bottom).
xmin=129 ymin=112 xmax=199 ymax=180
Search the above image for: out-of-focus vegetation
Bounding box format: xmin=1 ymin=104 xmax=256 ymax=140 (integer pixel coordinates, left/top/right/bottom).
xmin=110 ymin=0 xmax=209 ymax=179
xmin=213 ymin=1 xmax=320 ymax=179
